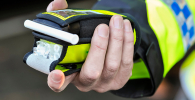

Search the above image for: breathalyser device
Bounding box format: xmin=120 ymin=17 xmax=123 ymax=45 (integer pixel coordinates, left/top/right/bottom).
xmin=23 ymin=9 xmax=141 ymax=76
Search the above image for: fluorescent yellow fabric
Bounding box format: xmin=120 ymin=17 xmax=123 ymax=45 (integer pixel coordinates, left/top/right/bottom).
xmin=182 ymin=50 xmax=195 ymax=69
xmin=55 ymin=65 xmax=70 ymax=72
xmin=146 ymin=0 xmax=185 ymax=77
xmin=55 ymin=64 xmax=82 ymax=72
xmin=186 ymin=0 xmax=195 ymax=16
xmin=186 ymin=0 xmax=195 ymax=27
xmin=91 ymin=10 xmax=126 ymax=17
xmin=130 ymin=60 xmax=150 ymax=79
xmin=42 ymin=12 xmax=67 ymax=20
xmin=59 ymin=44 xmax=90 ymax=64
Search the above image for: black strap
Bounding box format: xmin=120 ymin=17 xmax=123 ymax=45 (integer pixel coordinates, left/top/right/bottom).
xmin=136 ymin=41 xmax=163 ymax=96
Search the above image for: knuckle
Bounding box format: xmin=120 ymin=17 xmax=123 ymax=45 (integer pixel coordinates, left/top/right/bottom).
xmin=86 ymin=72 xmax=100 ymax=81
xmin=107 ymin=66 xmax=118 ymax=73
xmin=81 ymin=72 xmax=100 ymax=85
xmin=85 ymin=74 xmax=99 ymax=82
xmin=94 ymin=44 xmax=107 ymax=51
xmin=125 ymin=38 xmax=134 ymax=44
xmin=121 ymin=60 xmax=133 ymax=67
xmin=124 ymin=32 xmax=134 ymax=44
xmin=106 ymin=61 xmax=119 ymax=73
xmin=113 ymin=35 xmax=123 ymax=42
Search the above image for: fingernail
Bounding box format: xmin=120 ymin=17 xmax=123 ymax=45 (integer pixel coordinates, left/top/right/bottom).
xmin=51 ymin=71 xmax=62 ymax=83
xmin=47 ymin=1 xmax=53 ymax=11
xmin=124 ymin=19 xmax=132 ymax=32
xmin=114 ymin=16 xmax=123 ymax=29
xmin=98 ymin=25 xmax=109 ymax=38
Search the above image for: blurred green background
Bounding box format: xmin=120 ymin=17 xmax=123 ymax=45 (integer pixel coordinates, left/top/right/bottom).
xmin=0 ymin=0 xmax=186 ymax=100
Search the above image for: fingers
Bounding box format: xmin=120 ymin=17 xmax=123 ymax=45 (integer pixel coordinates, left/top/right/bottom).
xmin=121 ymin=19 xmax=134 ymax=71
xmin=111 ymin=19 xmax=134 ymax=90
xmin=47 ymin=70 xmax=76 ymax=92
xmin=93 ymin=16 xmax=134 ymax=93
xmin=47 ymin=15 xmax=134 ymax=93
xmin=101 ymin=15 xmax=124 ymax=82
xmin=72 ymin=24 xmax=109 ymax=92
xmin=47 ymin=0 xmax=68 ymax=11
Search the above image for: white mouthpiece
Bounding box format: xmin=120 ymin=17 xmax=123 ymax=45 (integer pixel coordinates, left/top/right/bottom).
xmin=24 ymin=20 xmax=79 ymax=45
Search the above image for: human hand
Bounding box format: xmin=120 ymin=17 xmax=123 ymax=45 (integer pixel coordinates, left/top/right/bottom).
xmin=46 ymin=0 xmax=134 ymax=93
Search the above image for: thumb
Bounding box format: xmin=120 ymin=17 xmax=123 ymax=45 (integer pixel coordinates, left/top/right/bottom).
xmin=47 ymin=0 xmax=68 ymax=11
xmin=47 ymin=70 xmax=76 ymax=92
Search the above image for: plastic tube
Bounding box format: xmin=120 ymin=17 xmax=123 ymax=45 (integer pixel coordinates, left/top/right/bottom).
xmin=24 ymin=20 xmax=79 ymax=45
